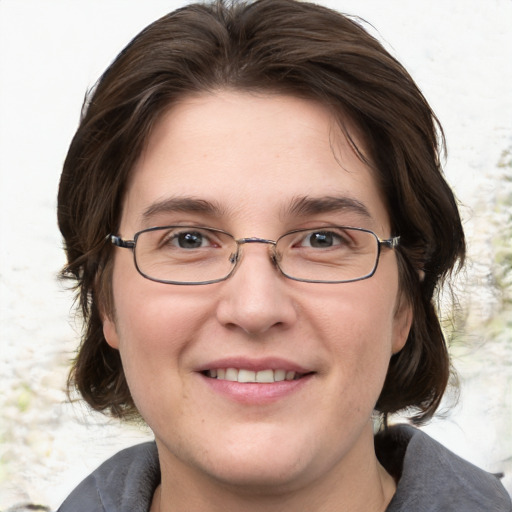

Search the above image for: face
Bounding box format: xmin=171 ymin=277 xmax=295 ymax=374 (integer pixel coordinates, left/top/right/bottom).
xmin=103 ymin=91 xmax=411 ymax=496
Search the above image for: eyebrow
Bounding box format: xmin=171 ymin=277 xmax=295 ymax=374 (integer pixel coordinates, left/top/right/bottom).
xmin=285 ymin=195 xmax=372 ymax=220
xmin=140 ymin=194 xmax=372 ymax=225
xmin=141 ymin=197 xmax=227 ymax=223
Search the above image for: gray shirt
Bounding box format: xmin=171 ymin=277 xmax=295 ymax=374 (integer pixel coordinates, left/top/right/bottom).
xmin=58 ymin=424 xmax=511 ymax=511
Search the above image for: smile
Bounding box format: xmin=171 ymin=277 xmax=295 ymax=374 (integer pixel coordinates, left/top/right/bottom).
xmin=205 ymin=368 xmax=305 ymax=383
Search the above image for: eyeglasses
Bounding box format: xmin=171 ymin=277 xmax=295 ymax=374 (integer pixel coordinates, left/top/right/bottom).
xmin=110 ymin=225 xmax=400 ymax=285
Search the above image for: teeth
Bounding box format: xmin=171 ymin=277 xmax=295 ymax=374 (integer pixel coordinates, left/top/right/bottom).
xmin=274 ymin=369 xmax=286 ymax=382
xmin=256 ymin=369 xmax=274 ymax=383
xmin=238 ymin=369 xmax=255 ymax=382
xmin=207 ymin=368 xmax=300 ymax=383
xmin=225 ymin=368 xmax=238 ymax=381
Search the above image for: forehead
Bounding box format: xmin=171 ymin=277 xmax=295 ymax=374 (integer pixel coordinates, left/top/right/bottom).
xmin=121 ymin=91 xmax=389 ymax=235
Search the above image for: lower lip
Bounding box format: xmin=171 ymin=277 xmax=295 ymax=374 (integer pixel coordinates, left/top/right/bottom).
xmin=200 ymin=374 xmax=313 ymax=404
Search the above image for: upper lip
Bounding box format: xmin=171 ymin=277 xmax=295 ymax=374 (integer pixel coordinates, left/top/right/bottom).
xmin=196 ymin=357 xmax=312 ymax=374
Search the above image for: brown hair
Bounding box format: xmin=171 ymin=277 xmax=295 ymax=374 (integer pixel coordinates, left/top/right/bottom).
xmin=58 ymin=0 xmax=465 ymax=423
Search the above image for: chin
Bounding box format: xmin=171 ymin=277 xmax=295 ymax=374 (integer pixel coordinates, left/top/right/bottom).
xmin=205 ymin=457 xmax=314 ymax=494
xmin=192 ymin=428 xmax=326 ymax=492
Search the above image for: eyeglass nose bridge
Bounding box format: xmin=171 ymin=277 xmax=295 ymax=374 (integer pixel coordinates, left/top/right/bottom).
xmin=237 ymin=237 xmax=277 ymax=246
xmin=229 ymin=237 xmax=279 ymax=266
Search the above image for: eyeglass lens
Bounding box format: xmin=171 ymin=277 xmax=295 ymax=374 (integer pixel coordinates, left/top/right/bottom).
xmin=132 ymin=226 xmax=381 ymax=284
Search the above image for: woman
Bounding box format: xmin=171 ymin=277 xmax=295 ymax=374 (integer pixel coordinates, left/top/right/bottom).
xmin=57 ymin=1 xmax=510 ymax=510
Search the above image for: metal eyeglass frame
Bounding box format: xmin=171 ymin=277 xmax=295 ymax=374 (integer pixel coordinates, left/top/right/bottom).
xmin=109 ymin=226 xmax=400 ymax=285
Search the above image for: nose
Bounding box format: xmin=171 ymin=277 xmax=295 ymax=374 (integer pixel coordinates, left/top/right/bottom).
xmin=216 ymin=242 xmax=298 ymax=336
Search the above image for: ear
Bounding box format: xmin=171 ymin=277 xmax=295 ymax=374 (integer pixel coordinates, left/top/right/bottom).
xmin=392 ymin=300 xmax=413 ymax=355
xmin=97 ymin=275 xmax=120 ymax=350
xmin=103 ymin=315 xmax=120 ymax=349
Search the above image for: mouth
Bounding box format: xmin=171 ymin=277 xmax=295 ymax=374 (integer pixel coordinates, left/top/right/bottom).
xmin=198 ymin=360 xmax=315 ymax=403
xmin=202 ymin=368 xmax=309 ymax=383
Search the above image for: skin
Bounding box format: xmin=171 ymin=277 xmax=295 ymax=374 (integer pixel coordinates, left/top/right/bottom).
xmin=103 ymin=91 xmax=412 ymax=512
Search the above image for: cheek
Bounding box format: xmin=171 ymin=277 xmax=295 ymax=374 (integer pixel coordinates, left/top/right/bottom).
xmin=308 ymin=280 xmax=400 ymax=394
xmin=105 ymin=258 xmax=214 ymax=411
xmin=114 ymin=286 xmax=209 ymax=365
xmin=313 ymin=279 xmax=398 ymax=349
xmin=109 ymin=251 xmax=208 ymax=349
xmin=110 ymin=293 xmax=200 ymax=427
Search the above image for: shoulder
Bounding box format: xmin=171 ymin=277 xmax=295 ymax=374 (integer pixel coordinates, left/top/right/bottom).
xmin=377 ymin=425 xmax=511 ymax=512
xmin=57 ymin=441 xmax=160 ymax=512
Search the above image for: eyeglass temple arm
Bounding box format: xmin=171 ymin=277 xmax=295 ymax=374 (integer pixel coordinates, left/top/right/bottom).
xmin=109 ymin=235 xmax=135 ymax=249
xmin=380 ymin=236 xmax=400 ymax=249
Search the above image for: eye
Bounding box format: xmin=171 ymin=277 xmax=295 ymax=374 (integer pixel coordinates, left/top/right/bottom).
xmin=149 ymin=226 xmax=231 ymax=254
xmin=171 ymin=230 xmax=211 ymax=249
xmin=299 ymin=230 xmax=345 ymax=249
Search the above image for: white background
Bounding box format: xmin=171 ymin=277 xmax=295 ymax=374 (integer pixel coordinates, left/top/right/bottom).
xmin=1 ymin=0 xmax=511 ymax=508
